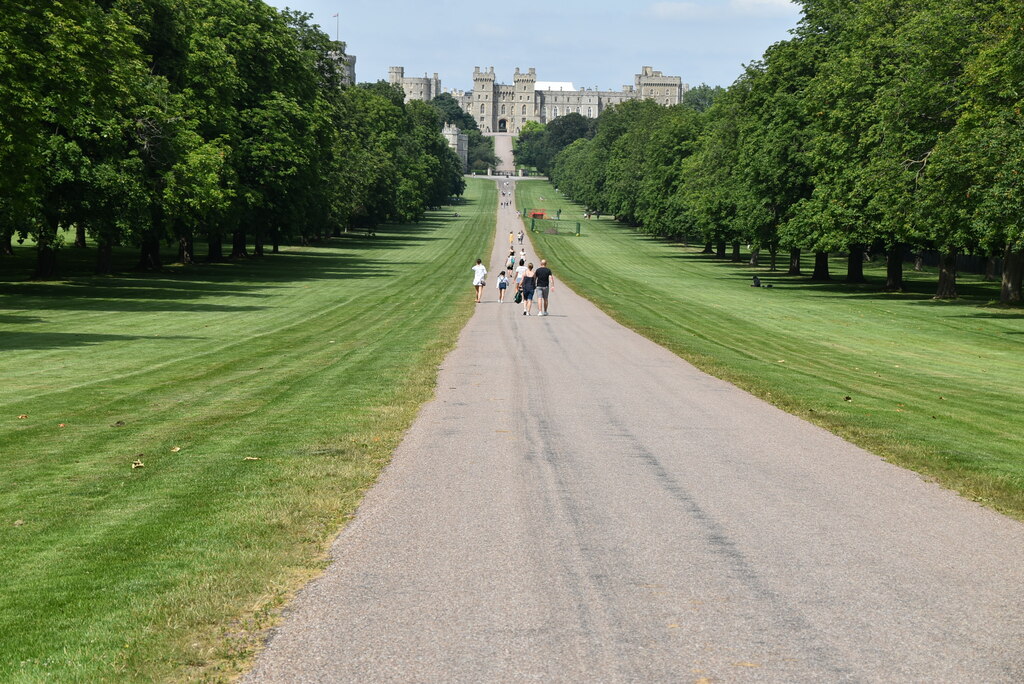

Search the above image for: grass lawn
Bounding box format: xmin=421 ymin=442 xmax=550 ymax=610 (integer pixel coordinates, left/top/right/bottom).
xmin=517 ymin=181 xmax=1024 ymax=519
xmin=0 ymin=178 xmax=496 ymax=682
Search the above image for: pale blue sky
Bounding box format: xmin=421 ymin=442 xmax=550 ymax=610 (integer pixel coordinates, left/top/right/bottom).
xmin=267 ymin=0 xmax=803 ymax=90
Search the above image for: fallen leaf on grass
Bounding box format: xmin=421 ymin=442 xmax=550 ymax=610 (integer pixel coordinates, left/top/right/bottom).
xmin=58 ymin=423 xmax=67 ymax=428
xmin=170 ymin=446 xmax=181 ymax=453
xmin=131 ymin=460 xmax=144 ymax=469
xmin=244 ymin=457 xmax=260 ymax=461
xmin=13 ymin=520 xmax=25 ymax=527
xmin=17 ymin=414 xmax=28 ymax=419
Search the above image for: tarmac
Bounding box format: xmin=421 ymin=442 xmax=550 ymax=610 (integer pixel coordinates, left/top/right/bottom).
xmin=246 ymin=180 xmax=1024 ymax=682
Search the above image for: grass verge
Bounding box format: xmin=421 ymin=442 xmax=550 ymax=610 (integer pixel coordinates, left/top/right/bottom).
xmin=0 ymin=179 xmax=497 ymax=682
xmin=517 ymin=181 xmax=1024 ymax=520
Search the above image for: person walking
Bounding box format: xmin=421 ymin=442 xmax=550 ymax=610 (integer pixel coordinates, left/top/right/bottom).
xmin=471 ymin=258 xmax=487 ymax=303
xmin=508 ymin=231 xmax=514 ymax=247
xmin=514 ymin=258 xmax=527 ymax=290
xmin=534 ymin=259 xmax=554 ymax=316
xmin=520 ymin=262 xmax=536 ymax=316
xmin=517 ymin=230 xmax=524 ymax=245
xmin=496 ymin=271 xmax=509 ymax=303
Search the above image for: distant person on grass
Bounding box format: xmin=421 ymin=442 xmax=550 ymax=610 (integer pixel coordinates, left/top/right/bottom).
xmin=520 ymin=263 xmax=536 ymax=316
xmin=471 ymin=258 xmax=487 ymax=303
xmin=534 ymin=259 xmax=554 ymax=316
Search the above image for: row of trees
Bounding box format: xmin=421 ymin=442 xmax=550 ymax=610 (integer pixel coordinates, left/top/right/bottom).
xmin=514 ymin=85 xmax=722 ymax=176
xmin=549 ymin=0 xmax=1024 ymax=302
xmin=0 ymin=0 xmax=465 ymax=278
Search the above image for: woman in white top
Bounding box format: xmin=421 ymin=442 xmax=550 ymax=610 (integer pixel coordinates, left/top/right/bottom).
xmin=514 ymin=259 xmax=527 ymax=289
xmin=471 ymin=258 xmax=488 ymax=303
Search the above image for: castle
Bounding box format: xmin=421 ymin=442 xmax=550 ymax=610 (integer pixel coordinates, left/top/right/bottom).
xmin=389 ymin=66 xmax=688 ymax=135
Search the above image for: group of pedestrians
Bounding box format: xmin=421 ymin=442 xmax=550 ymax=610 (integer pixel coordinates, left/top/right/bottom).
xmin=516 ymin=259 xmax=554 ymax=316
xmin=469 ymin=250 xmax=555 ymax=316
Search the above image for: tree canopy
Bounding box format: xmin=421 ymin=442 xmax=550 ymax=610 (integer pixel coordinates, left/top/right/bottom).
xmin=549 ymin=0 xmax=1024 ymax=303
xmin=0 ymin=0 xmax=466 ymax=278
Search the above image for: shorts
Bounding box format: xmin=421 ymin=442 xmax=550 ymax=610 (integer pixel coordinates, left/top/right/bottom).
xmin=498 ymin=283 xmax=507 ymax=290
xmin=522 ymin=289 xmax=535 ymax=301
xmin=535 ymin=286 xmax=549 ymax=300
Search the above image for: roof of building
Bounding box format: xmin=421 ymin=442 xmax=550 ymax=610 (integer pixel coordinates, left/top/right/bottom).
xmin=535 ymin=81 xmax=576 ymax=92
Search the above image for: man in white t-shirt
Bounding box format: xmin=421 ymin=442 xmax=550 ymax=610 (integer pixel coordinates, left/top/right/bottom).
xmin=471 ymin=259 xmax=487 ymax=303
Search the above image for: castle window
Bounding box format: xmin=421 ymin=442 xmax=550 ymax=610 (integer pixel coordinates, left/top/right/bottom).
xmin=501 ymin=104 xmax=506 ymax=114
xmin=587 ymin=107 xmax=593 ymax=117
xmin=522 ymin=105 xmax=527 ymax=115
xmin=480 ymin=104 xmax=485 ymax=113
xmin=553 ymin=106 xmax=558 ymax=117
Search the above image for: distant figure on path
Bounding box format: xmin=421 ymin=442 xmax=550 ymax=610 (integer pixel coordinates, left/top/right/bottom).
xmin=534 ymin=259 xmax=554 ymax=316
xmin=517 ymin=230 xmax=524 ymax=245
xmin=520 ymin=263 xmax=536 ymax=316
xmin=471 ymin=258 xmax=487 ymax=303
xmin=508 ymin=231 xmax=514 ymax=246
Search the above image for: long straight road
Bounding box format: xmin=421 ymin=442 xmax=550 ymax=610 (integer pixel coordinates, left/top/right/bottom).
xmin=248 ymin=181 xmax=1024 ymax=682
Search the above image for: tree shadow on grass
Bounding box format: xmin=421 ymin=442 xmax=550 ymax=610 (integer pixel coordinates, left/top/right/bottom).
xmin=0 ymin=332 xmax=199 ymax=352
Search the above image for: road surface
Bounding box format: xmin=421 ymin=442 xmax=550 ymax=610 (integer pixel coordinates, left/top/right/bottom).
xmin=247 ymin=181 xmax=1024 ymax=682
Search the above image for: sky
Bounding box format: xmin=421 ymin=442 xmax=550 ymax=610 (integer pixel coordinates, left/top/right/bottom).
xmin=266 ymin=0 xmax=804 ymax=91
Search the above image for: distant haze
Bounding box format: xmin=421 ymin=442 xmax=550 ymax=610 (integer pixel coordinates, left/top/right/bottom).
xmin=266 ymin=0 xmax=802 ymax=90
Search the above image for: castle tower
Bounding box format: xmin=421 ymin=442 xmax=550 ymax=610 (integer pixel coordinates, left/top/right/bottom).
xmin=388 ymin=66 xmax=404 ymax=85
xmin=472 ymin=66 xmax=497 ymax=132
xmin=513 ymin=67 xmax=538 ymax=132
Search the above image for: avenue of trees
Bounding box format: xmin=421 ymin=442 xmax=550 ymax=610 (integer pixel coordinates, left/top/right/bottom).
xmin=0 ymin=0 xmax=465 ymax=279
xmin=548 ymin=0 xmax=1024 ymax=303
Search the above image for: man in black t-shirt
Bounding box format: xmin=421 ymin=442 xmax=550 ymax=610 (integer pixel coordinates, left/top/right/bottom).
xmin=534 ymin=259 xmax=554 ymax=316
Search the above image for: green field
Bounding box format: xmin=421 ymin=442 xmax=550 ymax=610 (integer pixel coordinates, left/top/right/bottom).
xmin=0 ymin=179 xmax=496 ymax=682
xmin=518 ymin=181 xmax=1024 ymax=518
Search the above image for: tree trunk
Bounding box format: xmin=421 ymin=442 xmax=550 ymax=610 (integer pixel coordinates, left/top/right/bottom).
xmin=731 ymin=242 xmax=741 ymax=262
xmin=137 ymin=233 xmax=162 ymax=271
xmin=254 ymin=231 xmax=264 ymax=257
xmin=33 ymin=244 xmax=58 ymax=280
xmin=716 ymin=240 xmax=726 ymax=258
xmin=749 ymin=248 xmax=760 ymax=267
xmin=701 ymin=239 xmax=713 ymax=254
xmin=32 ymin=218 xmax=60 ymax=280
xmin=769 ymin=245 xmax=777 ymax=272
xmin=207 ymin=235 xmax=224 ymax=262
xmin=787 ymin=247 xmax=801 ymax=275
xmin=74 ymin=224 xmax=87 ymax=248
xmin=885 ymin=243 xmax=904 ymax=292
xmin=914 ymin=253 xmax=924 ymax=271
xmin=985 ymin=254 xmax=999 ymax=282
xmin=230 ymin=229 xmax=247 ymax=258
xmin=0 ymin=230 xmax=13 ymax=256
xmin=846 ymin=244 xmax=866 ymax=283
xmin=95 ymin=241 xmax=113 ymax=275
xmin=1000 ymin=244 xmax=1023 ymax=304
xmin=178 ymin=235 xmax=194 ymax=264
xmin=811 ymin=251 xmax=830 ymax=280
xmin=934 ymin=249 xmax=958 ymax=299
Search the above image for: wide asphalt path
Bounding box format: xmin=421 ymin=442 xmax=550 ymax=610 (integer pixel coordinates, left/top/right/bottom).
xmin=247 ymin=181 xmax=1024 ymax=682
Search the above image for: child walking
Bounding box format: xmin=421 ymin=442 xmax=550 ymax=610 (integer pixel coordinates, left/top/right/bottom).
xmin=496 ymin=271 xmax=509 ymax=303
